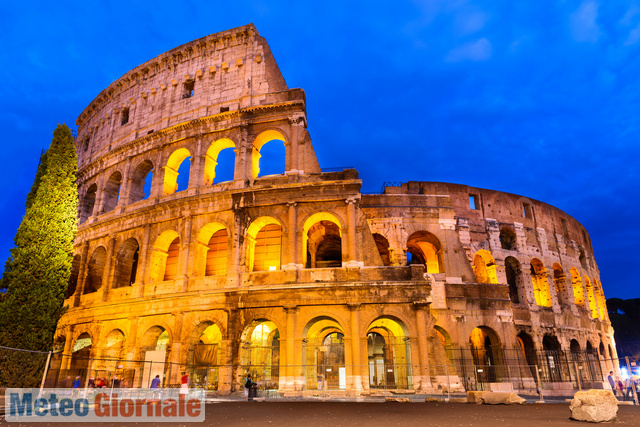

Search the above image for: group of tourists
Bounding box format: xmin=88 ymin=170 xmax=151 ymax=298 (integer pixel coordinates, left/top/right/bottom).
xmin=607 ymin=371 xmax=639 ymax=401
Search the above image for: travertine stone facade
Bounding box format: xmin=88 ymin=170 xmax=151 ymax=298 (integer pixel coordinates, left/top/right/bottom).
xmin=55 ymin=24 xmax=616 ymax=395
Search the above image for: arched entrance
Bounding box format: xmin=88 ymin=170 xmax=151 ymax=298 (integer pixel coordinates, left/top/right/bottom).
xmin=70 ymin=333 xmax=92 ymax=385
xmin=302 ymin=317 xmax=345 ymax=390
xmin=366 ymin=317 xmax=412 ymax=390
xmin=190 ymin=324 xmax=222 ymax=390
xmin=542 ymin=335 xmax=563 ymax=382
xmin=469 ymin=327 xmax=504 ymax=385
xmin=139 ymin=326 xmax=170 ymax=388
xmin=240 ymin=320 xmax=280 ymax=390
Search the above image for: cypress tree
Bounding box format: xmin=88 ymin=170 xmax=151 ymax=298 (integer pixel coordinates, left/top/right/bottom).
xmin=0 ymin=124 xmax=78 ymax=387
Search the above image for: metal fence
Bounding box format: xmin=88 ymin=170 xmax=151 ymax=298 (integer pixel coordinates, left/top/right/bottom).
xmin=2 ymin=344 xmax=638 ymax=403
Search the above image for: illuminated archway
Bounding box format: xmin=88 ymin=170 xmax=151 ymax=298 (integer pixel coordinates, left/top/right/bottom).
xmin=434 ymin=326 xmax=456 ymax=369
xmin=113 ymin=238 xmax=140 ymax=288
xmin=251 ymin=130 xmax=286 ymax=178
xmin=570 ymin=267 xmax=584 ymax=306
xmin=148 ymin=230 xmax=180 ymax=282
xmin=516 ymin=331 xmax=537 ymax=377
xmin=594 ymin=279 xmax=606 ymax=320
xmin=204 ymin=138 xmax=236 ymax=185
xmin=102 ymin=329 xmax=126 ymax=360
xmin=240 ymin=320 xmax=280 ymax=388
xmin=366 ymin=317 xmax=412 ymax=389
xmin=470 ymin=326 xmax=504 ymax=383
xmin=129 ymin=160 xmax=153 ymax=203
xmin=194 ymin=222 xmax=229 ymax=277
xmin=139 ymin=326 xmax=170 ymax=388
xmin=473 ymin=250 xmax=498 ymax=284
xmin=70 ymin=332 xmax=92 ymax=382
xmin=530 ymin=258 xmax=551 ymax=307
xmin=190 ymin=323 xmax=223 ymax=389
xmin=406 ymin=231 xmax=442 ymax=273
xmin=373 ymin=234 xmax=391 ymax=266
xmin=102 ymin=171 xmax=122 ymax=213
xmin=302 ymin=317 xmax=345 ymax=390
xmin=302 ymin=212 xmax=343 ymax=268
xmin=552 ymin=263 xmax=567 ymax=305
xmin=84 ymin=247 xmax=107 ymax=294
xmin=246 ymin=217 xmax=282 ymax=272
xmin=163 ymin=148 xmax=191 ymax=195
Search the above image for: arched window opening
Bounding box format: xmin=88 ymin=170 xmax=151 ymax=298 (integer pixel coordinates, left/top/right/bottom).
xmin=585 ymin=276 xmax=598 ymax=319
xmin=189 ymin=324 xmax=222 ymax=390
xmin=113 ymin=238 xmax=140 ymax=288
xmin=80 ymin=184 xmax=97 ymax=224
xmin=505 ymin=256 xmax=521 ymax=304
xmin=204 ymin=138 xmax=236 ymax=185
xmin=530 ymin=258 xmax=552 ymax=307
xmin=594 ymin=279 xmax=606 ymax=320
xmin=164 ymin=237 xmax=180 ymax=281
xmin=163 ymin=148 xmax=191 ymax=195
xmin=373 ymin=234 xmax=391 ymax=266
xmin=367 ymin=317 xmax=412 ymax=390
xmin=84 ymin=247 xmax=106 ymax=294
xmin=499 ymin=227 xmax=517 ymax=251
xmin=570 ymin=267 xmax=584 ymax=306
xmin=434 ymin=326 xmax=456 ymax=368
xmin=129 ymin=160 xmax=153 ymax=204
xmin=102 ymin=171 xmax=122 ymax=213
xmin=148 ymin=231 xmax=180 ymax=283
xmin=517 ymin=332 xmax=537 ymax=378
xmin=252 ymin=225 xmax=282 ymax=272
xmin=570 ymin=339 xmax=581 ymax=358
xmin=251 ymin=130 xmax=286 ymax=178
xmin=103 ymin=329 xmax=126 ymax=360
xmin=473 ymin=250 xmax=498 ymax=284
xmin=579 ymin=249 xmax=588 ymax=270
xmin=240 ymin=320 xmax=280 ymax=389
xmin=552 ymin=263 xmax=566 ymax=305
xmin=406 ymin=231 xmax=442 ymax=273
xmin=66 ymin=255 xmax=81 ymax=298
xmin=305 ymin=221 xmax=342 ymax=268
xmin=206 ymin=229 xmax=228 ymax=276
xmin=470 ymin=327 xmax=504 ymax=383
xmin=303 ymin=317 xmax=345 ymax=390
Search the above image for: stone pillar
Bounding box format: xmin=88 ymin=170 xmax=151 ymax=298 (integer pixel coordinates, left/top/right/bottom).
xmin=151 ymin=153 xmax=165 ymax=199
xmin=345 ymin=198 xmax=358 ymax=264
xmin=61 ymin=326 xmax=75 ymax=371
xmin=136 ymin=225 xmax=151 ymax=297
xmin=286 ymin=114 xmax=304 ymax=174
xmin=234 ymin=126 xmax=250 ymax=181
xmin=283 ymin=202 xmax=299 ymax=269
xmin=178 ymin=215 xmax=192 ymax=291
xmin=414 ymin=302 xmax=431 ymax=391
xmin=73 ymin=242 xmax=91 ymax=308
xmin=169 ymin=313 xmax=184 ymax=386
xmin=218 ymin=339 xmax=234 ymax=393
xmin=283 ymin=306 xmax=297 ymax=392
xmin=91 ymin=176 xmax=104 ymax=218
xmin=348 ymin=304 xmax=363 ymax=392
xmin=100 ymin=235 xmax=118 ymax=302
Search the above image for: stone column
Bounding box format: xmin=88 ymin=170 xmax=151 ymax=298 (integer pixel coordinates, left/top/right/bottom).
xmin=283 ymin=306 xmax=297 ymax=392
xmin=234 ymin=126 xmax=250 ymax=181
xmin=218 ymin=339 xmax=234 ymax=393
xmin=61 ymin=326 xmax=75 ymax=371
xmin=348 ymin=304 xmax=363 ymax=392
xmin=100 ymin=235 xmax=118 ymax=302
xmin=178 ymin=215 xmax=192 ymax=291
xmin=117 ymin=158 xmax=132 ymax=211
xmin=283 ymin=202 xmax=299 ymax=269
xmin=345 ymin=198 xmax=358 ymax=264
xmin=189 ymin=134 xmax=203 ymax=190
xmin=73 ymin=242 xmax=91 ymax=308
xmin=169 ymin=313 xmax=184 ymax=386
xmin=136 ymin=225 xmax=151 ymax=297
xmin=414 ymin=302 xmax=431 ymax=391
xmin=286 ymin=114 xmax=304 ymax=174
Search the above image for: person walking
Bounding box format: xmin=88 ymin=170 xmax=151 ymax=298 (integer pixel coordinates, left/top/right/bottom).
xmin=244 ymin=374 xmax=253 ymax=400
xmin=180 ymin=372 xmax=189 ymax=395
xmin=624 ymin=377 xmax=634 ymax=402
xmin=150 ymin=375 xmax=162 ymax=399
xmin=607 ymin=371 xmax=616 ymax=396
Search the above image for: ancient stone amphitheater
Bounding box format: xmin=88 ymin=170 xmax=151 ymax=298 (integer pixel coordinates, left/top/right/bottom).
xmin=53 ymin=24 xmax=617 ymax=395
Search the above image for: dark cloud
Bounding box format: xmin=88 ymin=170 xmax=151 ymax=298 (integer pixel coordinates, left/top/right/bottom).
xmin=1 ymin=0 xmax=637 ymax=298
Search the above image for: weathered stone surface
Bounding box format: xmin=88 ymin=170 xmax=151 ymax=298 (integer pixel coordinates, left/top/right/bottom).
xmin=481 ymin=392 xmax=526 ymax=405
xmin=570 ymin=390 xmax=618 ymax=423
xmin=386 ymin=397 xmax=412 ymax=403
xmin=466 ymin=391 xmax=486 ymax=404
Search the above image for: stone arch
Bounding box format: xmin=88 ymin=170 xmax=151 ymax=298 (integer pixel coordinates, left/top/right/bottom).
xmin=516 ymin=331 xmax=538 ymax=377
xmin=473 ymin=250 xmax=498 ymax=284
xmin=366 ymin=316 xmax=412 ymax=389
xmin=113 ymin=238 xmax=140 ymax=288
xmin=530 ymin=258 xmax=552 ymax=307
xmin=406 ymin=230 xmax=442 ymax=274
xmin=302 ymin=212 xmax=343 ymax=268
xmin=570 ymin=267 xmax=585 ymax=306
xmin=499 ymin=227 xmax=517 ymax=251
xmin=552 ymin=263 xmax=568 ymax=305
xmin=246 ymin=216 xmax=283 ymax=272
xmin=128 ymin=160 xmax=154 ymax=204
xmin=469 ymin=326 xmax=504 ymax=380
xmin=505 ymin=256 xmax=522 ymax=303
xmin=251 ymin=129 xmax=286 ymax=179
xmin=593 ymin=279 xmax=606 ymax=319
xmin=84 ymin=246 xmax=107 ymax=294
xmin=190 ymin=323 xmax=223 ymax=376
xmin=204 ymin=138 xmax=236 ymax=185
xmin=372 ymin=233 xmax=391 ymax=266
xmin=79 ymin=183 xmax=97 ymax=223
xmin=102 ymin=329 xmax=126 ymax=359
xmin=542 ymin=334 xmax=563 ymax=382
xmin=302 ymin=316 xmax=346 ymax=390
xmin=434 ymin=325 xmax=456 ymax=368
xmin=239 ymin=319 xmax=281 ymax=388
xmin=584 ymin=275 xmax=598 ymax=318
xmin=70 ymin=332 xmax=93 ymax=379
xmin=194 ymin=222 xmax=229 ymax=277
xmin=66 ymin=254 xmax=81 ymax=298
xmin=102 ymin=171 xmax=123 ymax=213
xmin=163 ymin=148 xmax=191 ymax=195
xmin=148 ymin=230 xmax=180 ymax=283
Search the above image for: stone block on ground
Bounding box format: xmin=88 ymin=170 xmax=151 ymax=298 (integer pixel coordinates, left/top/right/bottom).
xmin=481 ymin=392 xmax=526 ymax=405
xmin=466 ymin=391 xmax=486 ymax=404
xmin=570 ymin=389 xmax=618 ymax=423
xmin=386 ymin=397 xmax=412 ymax=402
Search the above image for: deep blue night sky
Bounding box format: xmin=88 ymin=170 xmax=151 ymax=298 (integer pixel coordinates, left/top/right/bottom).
xmin=1 ymin=1 xmax=638 ymax=299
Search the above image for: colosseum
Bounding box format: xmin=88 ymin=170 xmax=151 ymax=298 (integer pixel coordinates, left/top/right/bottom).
xmin=52 ymin=24 xmax=617 ymax=396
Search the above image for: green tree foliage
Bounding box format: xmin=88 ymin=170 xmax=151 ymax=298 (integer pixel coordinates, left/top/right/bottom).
xmin=0 ymin=124 xmax=78 ymax=387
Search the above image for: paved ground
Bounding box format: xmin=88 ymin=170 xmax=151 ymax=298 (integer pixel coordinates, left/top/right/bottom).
xmin=2 ymin=401 xmax=639 ymax=426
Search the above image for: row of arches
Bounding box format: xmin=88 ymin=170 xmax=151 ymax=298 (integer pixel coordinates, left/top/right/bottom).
xmin=79 ymin=131 xmax=287 ymax=223
xmin=471 ymin=250 xmax=607 ymax=319
xmin=59 ymin=315 xmax=413 ymax=390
